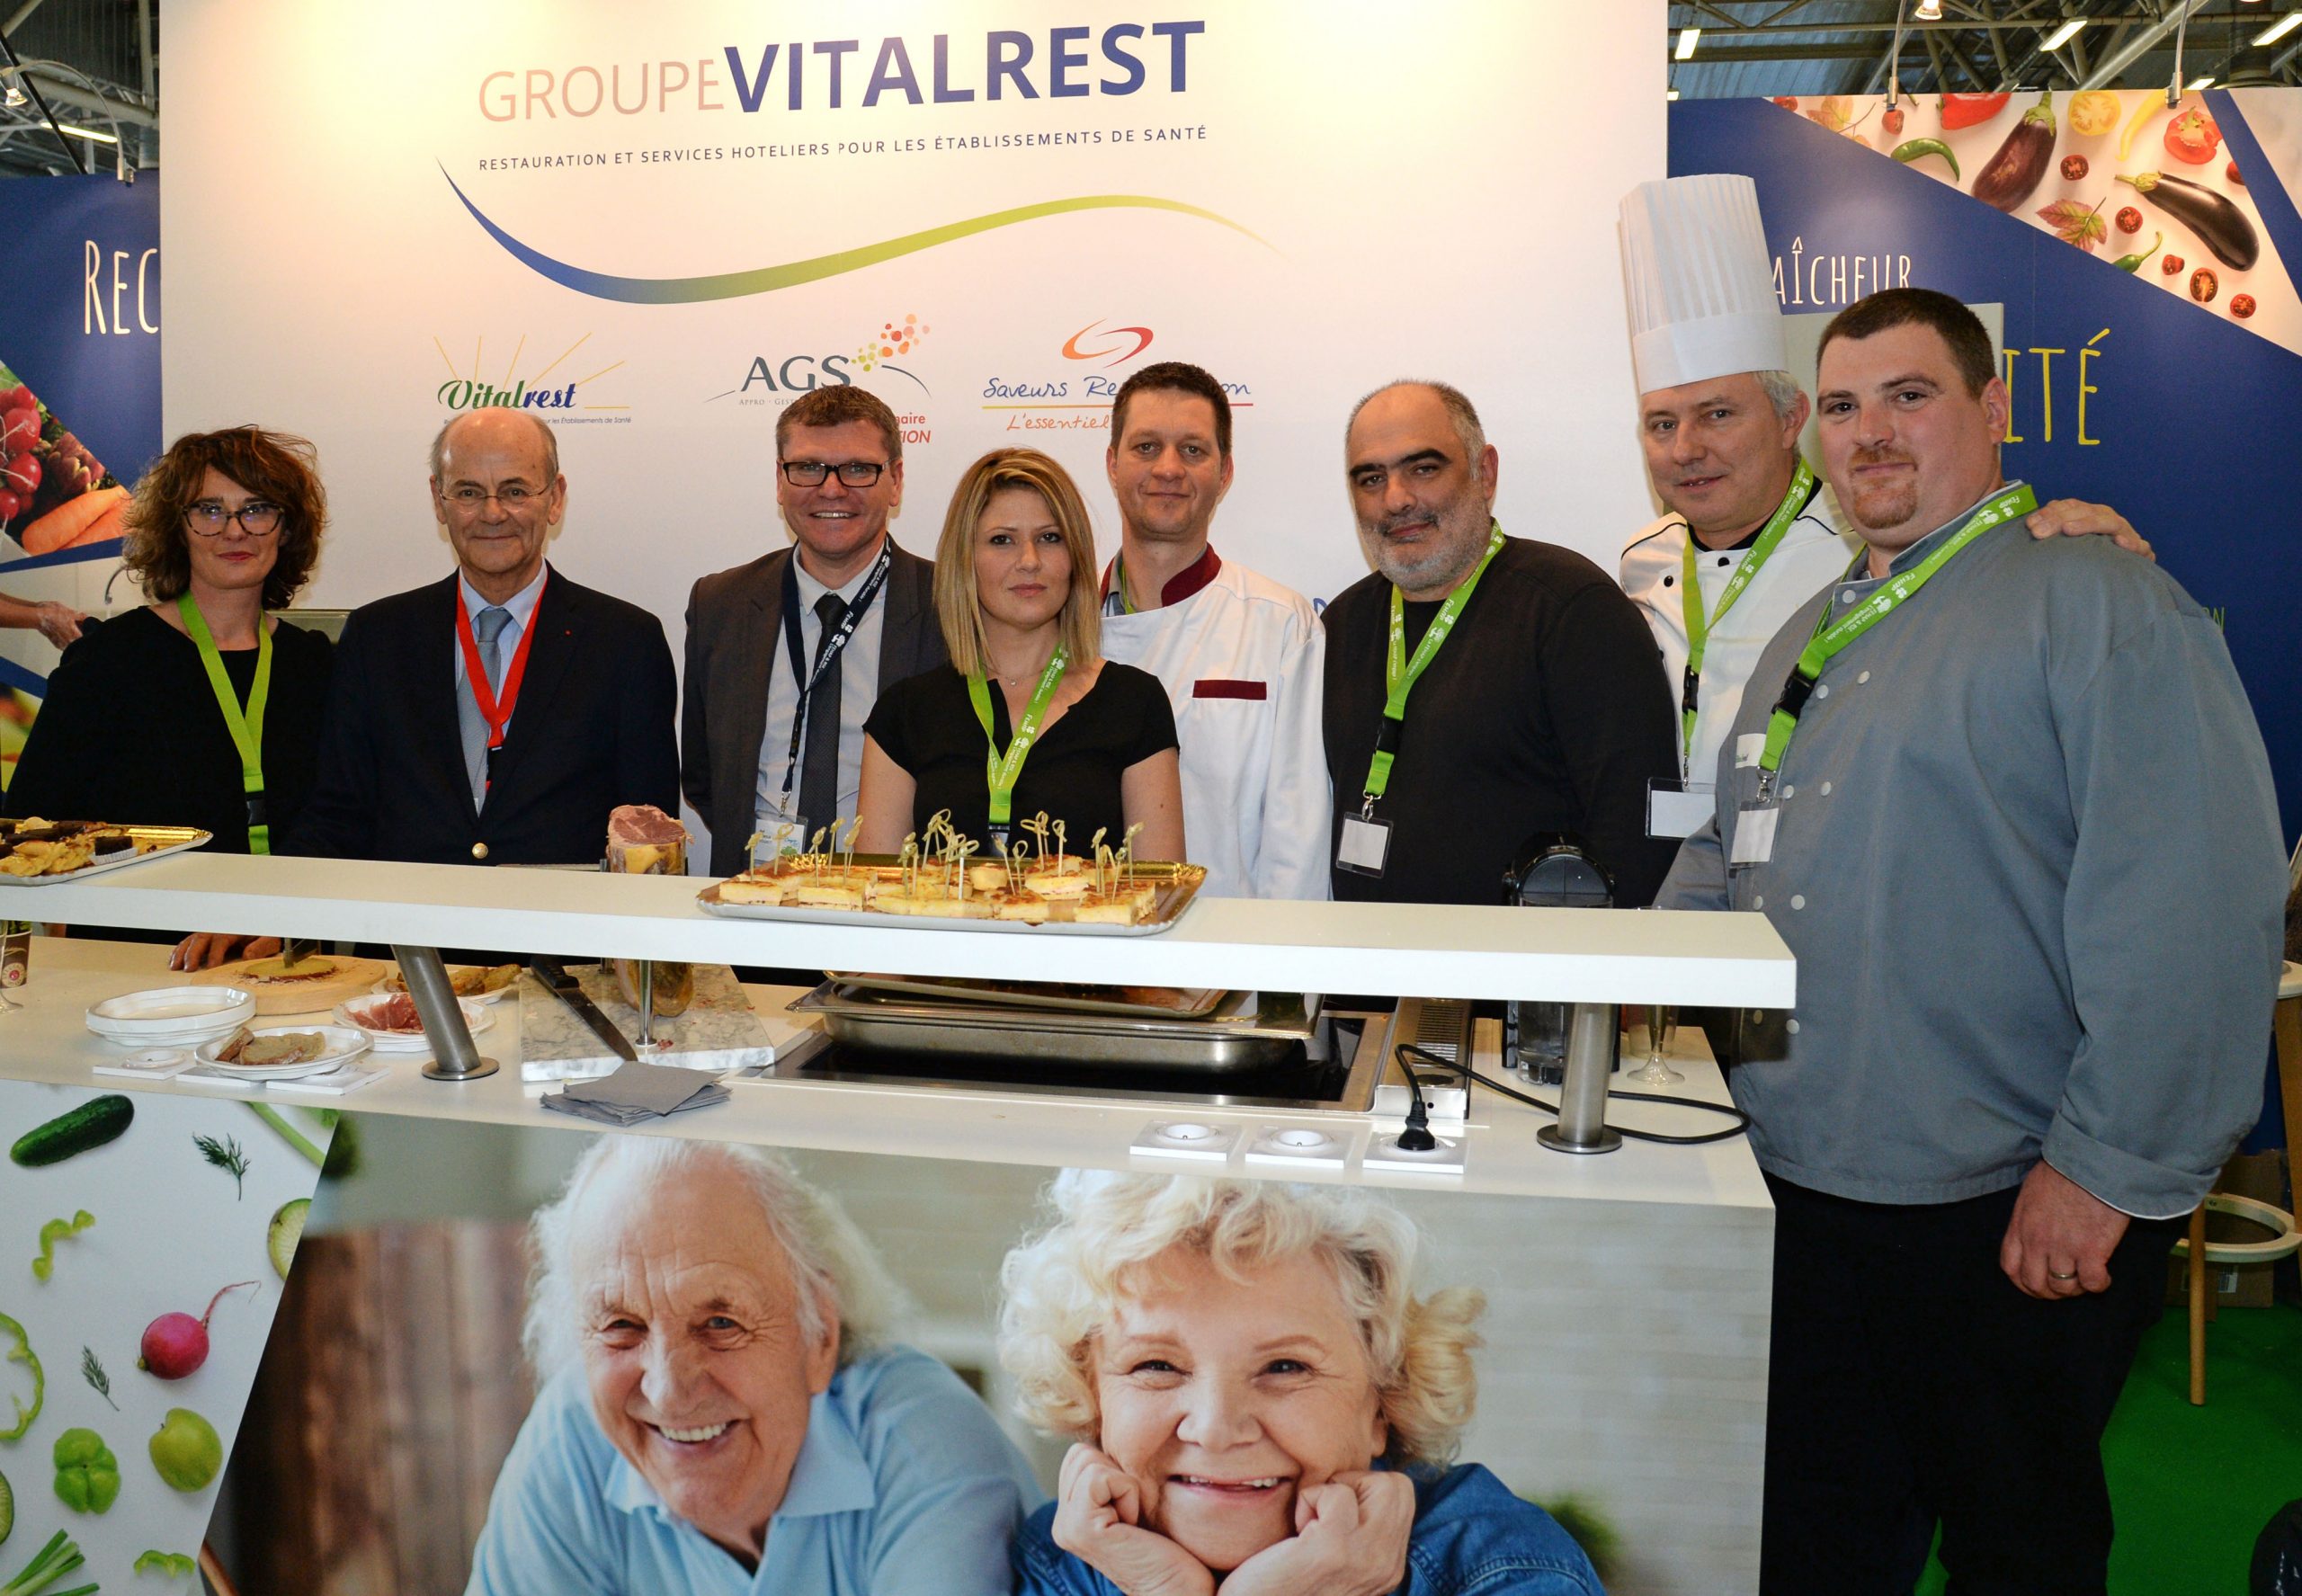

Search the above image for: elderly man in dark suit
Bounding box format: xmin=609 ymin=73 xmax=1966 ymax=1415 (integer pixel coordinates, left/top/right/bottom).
xmin=286 ymin=406 xmax=679 ymax=868
xmin=683 ymin=386 xmax=945 ymax=878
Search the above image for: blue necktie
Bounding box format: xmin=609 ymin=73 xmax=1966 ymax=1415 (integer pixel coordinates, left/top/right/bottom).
xmin=461 ymin=605 xmax=513 ymax=811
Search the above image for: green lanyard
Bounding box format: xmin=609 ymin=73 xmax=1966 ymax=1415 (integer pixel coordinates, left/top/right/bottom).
xmin=967 ymin=645 xmax=1070 ymax=824
xmin=1757 ymin=482 xmax=2037 ymax=786
xmin=1110 ymin=555 xmax=1139 ymax=616
xmin=1361 ymin=521 xmax=1507 ymax=806
xmin=177 ymin=592 xmax=273 ymax=855
xmin=1680 ymin=458 xmax=1816 ymax=765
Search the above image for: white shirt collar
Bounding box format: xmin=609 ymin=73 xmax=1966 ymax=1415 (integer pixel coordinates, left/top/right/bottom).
xmin=459 ymin=563 xmax=549 ymax=631
xmin=790 ymin=539 xmax=887 ymax=609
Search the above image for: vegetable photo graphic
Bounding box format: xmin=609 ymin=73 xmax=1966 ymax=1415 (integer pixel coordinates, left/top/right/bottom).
xmin=29 ymin=1217 xmax=93 ymax=1284
xmin=1972 ymin=89 xmax=2057 ymax=212
xmin=2115 ymin=171 xmax=2260 ymax=271
xmin=0 ymin=1529 xmax=86 ymax=1595
xmin=138 ymin=1281 xmax=254 ymax=1381
xmin=0 ymin=1314 xmax=40 ymax=1441
xmin=49 ymin=1431 xmax=116 ymax=1515
xmin=146 ymin=1409 xmax=220 ymax=1493
xmin=9 ymin=1098 xmax=132 ymax=1168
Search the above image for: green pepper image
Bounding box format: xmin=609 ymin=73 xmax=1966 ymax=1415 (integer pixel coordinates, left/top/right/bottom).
xmin=50 ymin=1429 xmax=119 ymax=1514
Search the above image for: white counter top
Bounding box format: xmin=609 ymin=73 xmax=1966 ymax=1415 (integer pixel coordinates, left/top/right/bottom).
xmin=6 ymin=939 xmax=1771 ymax=1212
xmin=4 ymin=852 xmax=1795 ymax=1006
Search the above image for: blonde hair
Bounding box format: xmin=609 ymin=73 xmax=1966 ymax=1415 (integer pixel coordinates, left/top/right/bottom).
xmin=996 ymin=1174 xmax=1484 ymax=1468
xmin=522 ymin=1137 xmax=906 ymax=1381
xmin=932 ymin=449 xmax=1102 ymax=678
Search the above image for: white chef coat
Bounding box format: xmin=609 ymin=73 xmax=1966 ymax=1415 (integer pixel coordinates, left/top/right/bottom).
xmin=1099 ymin=550 xmax=1331 ymax=901
xmin=1620 ymin=477 xmax=1859 ymax=794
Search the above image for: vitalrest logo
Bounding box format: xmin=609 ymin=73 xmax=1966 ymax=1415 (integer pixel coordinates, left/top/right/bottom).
xmin=434 ymin=333 xmax=630 ymax=423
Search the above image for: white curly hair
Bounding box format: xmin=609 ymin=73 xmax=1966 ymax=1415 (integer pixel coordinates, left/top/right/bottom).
xmin=522 ymin=1137 xmax=906 ymax=1381
xmin=995 ymin=1173 xmax=1484 ymax=1468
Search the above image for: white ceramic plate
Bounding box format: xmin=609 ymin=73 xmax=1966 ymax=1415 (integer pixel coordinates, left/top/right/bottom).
xmin=194 ymin=1023 xmax=370 ymax=1081
xmin=86 ymin=985 xmax=257 ymax=1046
xmin=334 ymin=994 xmax=492 ymax=1053
xmin=372 ymin=967 xmax=520 ymax=1005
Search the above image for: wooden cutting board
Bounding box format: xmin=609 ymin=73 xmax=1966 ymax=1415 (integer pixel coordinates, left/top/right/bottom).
xmin=190 ymin=953 xmax=388 ymax=1016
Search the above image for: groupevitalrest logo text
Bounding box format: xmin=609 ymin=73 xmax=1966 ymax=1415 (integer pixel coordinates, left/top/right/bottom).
xmin=433 ymin=334 xmax=630 ymax=425
xmin=477 ymin=23 xmax=1205 ymax=121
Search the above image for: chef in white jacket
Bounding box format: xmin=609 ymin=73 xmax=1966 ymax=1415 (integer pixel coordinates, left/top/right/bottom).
xmin=1097 ymin=361 xmax=1331 ymax=900
xmin=1615 ymin=174 xmax=2148 ymax=837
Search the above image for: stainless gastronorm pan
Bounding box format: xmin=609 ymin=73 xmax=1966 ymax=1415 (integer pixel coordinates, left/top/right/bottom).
xmin=789 ymin=981 xmax=1316 ymax=1074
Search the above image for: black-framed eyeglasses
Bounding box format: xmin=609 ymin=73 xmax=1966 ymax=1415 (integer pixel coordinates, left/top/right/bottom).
xmin=780 ymin=459 xmax=887 ymax=488
xmin=442 ymin=484 xmax=544 ymax=512
xmin=185 ymin=500 xmax=283 ymax=537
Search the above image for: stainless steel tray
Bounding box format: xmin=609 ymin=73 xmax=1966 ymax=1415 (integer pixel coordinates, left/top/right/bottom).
xmin=0 ymin=824 xmax=211 ymax=885
xmin=828 ymin=971 xmax=1227 ymax=1020
xmin=790 ymin=981 xmax=1314 ymax=1074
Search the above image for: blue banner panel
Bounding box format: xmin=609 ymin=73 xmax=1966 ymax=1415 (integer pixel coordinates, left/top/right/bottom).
xmin=0 ymin=172 xmax=160 ymax=561
xmin=1673 ymin=99 xmax=2302 ymax=850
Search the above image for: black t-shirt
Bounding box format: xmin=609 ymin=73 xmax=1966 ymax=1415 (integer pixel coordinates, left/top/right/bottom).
xmin=5 ymin=605 xmax=335 ymax=853
xmin=1319 ymin=536 xmax=1681 ymax=907
xmin=865 ymin=660 xmax=1178 ymax=844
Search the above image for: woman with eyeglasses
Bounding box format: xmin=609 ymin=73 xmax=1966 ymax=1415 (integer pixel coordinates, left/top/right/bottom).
xmin=856 ymin=449 xmax=1184 ymax=872
xmin=5 ymin=427 xmax=335 ymax=965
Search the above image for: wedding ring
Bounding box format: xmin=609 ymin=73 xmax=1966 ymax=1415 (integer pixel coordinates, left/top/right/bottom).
xmin=2048 ymin=1270 xmax=2079 ymax=1281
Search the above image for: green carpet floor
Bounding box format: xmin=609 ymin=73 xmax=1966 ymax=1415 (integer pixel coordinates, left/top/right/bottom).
xmin=1914 ymin=1298 xmax=2302 ymax=1593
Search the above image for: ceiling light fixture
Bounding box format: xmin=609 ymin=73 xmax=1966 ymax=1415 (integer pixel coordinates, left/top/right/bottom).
xmin=1676 ymin=27 xmax=1701 ymax=61
xmin=1667 ymin=89 xmax=1682 ymax=101
xmin=55 ymin=121 xmax=119 ymax=144
xmin=1914 ymin=0 xmax=1943 ymax=21
xmin=2041 ymin=18 xmax=2088 ymax=51
xmin=2256 ymin=12 xmax=2302 ymax=46
xmin=2186 ymin=74 xmax=2216 ymax=90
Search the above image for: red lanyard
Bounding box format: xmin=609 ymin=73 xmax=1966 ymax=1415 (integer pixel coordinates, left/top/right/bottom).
xmin=455 ymin=571 xmax=546 ymax=777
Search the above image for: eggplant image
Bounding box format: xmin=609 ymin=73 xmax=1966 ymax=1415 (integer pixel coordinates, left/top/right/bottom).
xmin=1972 ymin=89 xmax=2057 ymax=212
xmin=2114 ymin=172 xmax=2259 ymax=271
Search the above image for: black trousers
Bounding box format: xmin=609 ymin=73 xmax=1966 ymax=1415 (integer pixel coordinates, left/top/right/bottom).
xmin=1762 ymin=1172 xmax=2184 ymax=1596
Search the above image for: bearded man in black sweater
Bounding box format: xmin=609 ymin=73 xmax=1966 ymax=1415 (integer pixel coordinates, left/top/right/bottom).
xmin=1321 ymin=381 xmax=1679 ymax=907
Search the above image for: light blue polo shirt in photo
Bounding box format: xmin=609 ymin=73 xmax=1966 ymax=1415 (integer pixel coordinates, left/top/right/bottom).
xmin=467 ymin=1343 xmax=1046 ymax=1595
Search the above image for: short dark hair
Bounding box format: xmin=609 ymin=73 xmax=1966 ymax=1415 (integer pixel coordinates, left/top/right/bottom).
xmin=122 ymin=426 xmax=327 ymax=610
xmin=776 ymin=386 xmax=902 ymax=463
xmin=1817 ymin=288 xmax=1996 ymax=397
xmin=1110 ymin=361 xmax=1232 ymax=459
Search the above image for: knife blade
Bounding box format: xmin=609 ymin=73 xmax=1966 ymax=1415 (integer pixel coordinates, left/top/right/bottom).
xmin=279 ymin=937 xmax=320 ymax=970
xmin=529 ymin=957 xmax=638 ymax=1063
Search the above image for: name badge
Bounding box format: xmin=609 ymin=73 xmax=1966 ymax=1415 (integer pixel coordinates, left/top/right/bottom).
xmin=1646 ymin=778 xmax=1715 ymax=840
xmin=1729 ymin=805 xmax=1779 ymax=867
xmin=1735 ymin=733 xmax=1767 ymax=771
xmin=1336 ymin=814 xmax=1390 ymax=877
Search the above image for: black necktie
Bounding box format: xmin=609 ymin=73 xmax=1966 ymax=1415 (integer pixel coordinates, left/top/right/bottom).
xmin=797 ymin=592 xmax=849 ymax=839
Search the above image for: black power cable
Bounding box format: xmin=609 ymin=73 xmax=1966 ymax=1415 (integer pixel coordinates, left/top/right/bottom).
xmin=1395 ymin=1041 xmax=1750 ymax=1146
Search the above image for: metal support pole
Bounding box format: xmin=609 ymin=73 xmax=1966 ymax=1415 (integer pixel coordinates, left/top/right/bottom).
xmin=394 ymin=944 xmax=499 ymax=1082
xmin=1537 ymin=1002 xmax=1622 ymax=1155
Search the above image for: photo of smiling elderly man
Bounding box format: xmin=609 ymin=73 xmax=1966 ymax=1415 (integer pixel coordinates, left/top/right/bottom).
xmin=464 ymin=1137 xmax=1042 ymax=1595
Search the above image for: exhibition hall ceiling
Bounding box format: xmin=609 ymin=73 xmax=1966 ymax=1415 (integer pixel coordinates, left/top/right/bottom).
xmin=1 ymin=2 xmax=2298 ymax=177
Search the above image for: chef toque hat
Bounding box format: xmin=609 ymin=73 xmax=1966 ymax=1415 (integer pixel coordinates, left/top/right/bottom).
xmin=1619 ymin=173 xmax=1788 ymax=397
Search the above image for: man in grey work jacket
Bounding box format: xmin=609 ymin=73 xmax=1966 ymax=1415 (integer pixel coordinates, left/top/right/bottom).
xmin=1656 ymin=286 xmax=2287 ymax=1596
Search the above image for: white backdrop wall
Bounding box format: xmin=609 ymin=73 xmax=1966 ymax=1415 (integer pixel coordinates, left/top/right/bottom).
xmin=163 ymin=0 xmax=1665 ymax=638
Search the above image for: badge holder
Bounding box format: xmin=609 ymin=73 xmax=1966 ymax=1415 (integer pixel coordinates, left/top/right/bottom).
xmin=1646 ymin=777 xmax=1715 ymax=840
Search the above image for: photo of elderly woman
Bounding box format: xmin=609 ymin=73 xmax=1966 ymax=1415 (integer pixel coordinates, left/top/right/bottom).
xmin=998 ymin=1173 xmax=1604 ymax=1596
xmin=462 ymin=1137 xmax=1041 ymax=1595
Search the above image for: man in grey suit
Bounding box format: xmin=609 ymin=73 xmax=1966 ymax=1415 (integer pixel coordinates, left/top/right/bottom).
xmin=683 ymin=387 xmax=947 ymax=878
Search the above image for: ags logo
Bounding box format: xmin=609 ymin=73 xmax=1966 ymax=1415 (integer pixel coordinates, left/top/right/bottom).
xmin=714 ymin=314 xmax=933 ymax=400
xmin=1062 ymin=319 xmax=1155 ymax=366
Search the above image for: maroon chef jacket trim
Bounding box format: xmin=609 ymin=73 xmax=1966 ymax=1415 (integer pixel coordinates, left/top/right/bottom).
xmin=1099 ymin=544 xmax=1223 ymax=609
xmin=1191 ymin=679 xmax=1267 ymax=700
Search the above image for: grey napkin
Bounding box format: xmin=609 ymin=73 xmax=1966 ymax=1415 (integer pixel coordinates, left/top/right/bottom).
xmin=541 ymin=1060 xmax=730 ymax=1125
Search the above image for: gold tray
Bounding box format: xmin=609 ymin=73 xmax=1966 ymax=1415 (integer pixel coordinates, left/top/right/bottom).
xmin=697 ymin=858 xmax=1207 ymax=937
xmin=827 ymin=971 xmax=1227 ymax=1019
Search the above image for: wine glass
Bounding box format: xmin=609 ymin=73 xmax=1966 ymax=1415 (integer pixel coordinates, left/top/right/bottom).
xmin=1628 ymin=1003 xmax=1682 ymax=1085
